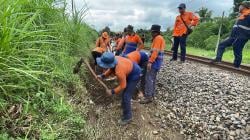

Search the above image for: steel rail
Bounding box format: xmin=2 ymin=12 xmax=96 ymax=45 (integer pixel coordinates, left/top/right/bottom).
xmin=164 ymin=50 xmax=250 ymax=76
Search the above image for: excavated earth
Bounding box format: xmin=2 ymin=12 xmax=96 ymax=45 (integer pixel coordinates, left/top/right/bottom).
xmin=83 ymin=56 xmax=250 ymax=140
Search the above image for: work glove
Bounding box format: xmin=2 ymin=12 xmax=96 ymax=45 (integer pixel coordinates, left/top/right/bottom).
xmin=96 ymin=74 xmax=104 ymax=80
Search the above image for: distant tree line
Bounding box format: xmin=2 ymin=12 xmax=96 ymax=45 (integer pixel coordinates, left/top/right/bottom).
xmin=99 ymin=0 xmax=249 ymax=50
xmin=134 ymin=7 xmax=234 ymax=50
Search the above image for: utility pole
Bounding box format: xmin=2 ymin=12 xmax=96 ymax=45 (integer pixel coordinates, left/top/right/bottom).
xmin=71 ymin=0 xmax=74 ymax=16
xmin=215 ymin=11 xmax=225 ymax=53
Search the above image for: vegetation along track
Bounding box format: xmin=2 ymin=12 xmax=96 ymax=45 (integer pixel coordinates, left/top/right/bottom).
xmin=162 ymin=50 xmax=250 ymax=76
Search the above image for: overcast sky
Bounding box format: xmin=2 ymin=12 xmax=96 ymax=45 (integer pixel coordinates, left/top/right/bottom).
xmin=67 ymin=0 xmax=234 ymax=31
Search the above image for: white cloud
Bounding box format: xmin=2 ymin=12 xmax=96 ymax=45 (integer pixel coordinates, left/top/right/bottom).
xmin=67 ymin=0 xmax=233 ymax=31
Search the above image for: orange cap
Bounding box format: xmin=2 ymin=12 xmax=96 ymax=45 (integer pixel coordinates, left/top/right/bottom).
xmin=102 ymin=32 xmax=109 ymax=39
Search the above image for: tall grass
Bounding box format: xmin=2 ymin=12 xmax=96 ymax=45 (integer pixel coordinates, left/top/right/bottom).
xmin=0 ymin=0 xmax=97 ymax=139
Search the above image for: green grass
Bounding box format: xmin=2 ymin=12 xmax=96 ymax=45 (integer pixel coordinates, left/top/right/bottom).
xmin=145 ymin=41 xmax=250 ymax=64
xmin=0 ymin=0 xmax=98 ymax=139
xmin=185 ymin=46 xmax=250 ymax=65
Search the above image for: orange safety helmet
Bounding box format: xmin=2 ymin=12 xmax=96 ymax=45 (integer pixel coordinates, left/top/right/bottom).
xmin=102 ymin=32 xmax=109 ymax=39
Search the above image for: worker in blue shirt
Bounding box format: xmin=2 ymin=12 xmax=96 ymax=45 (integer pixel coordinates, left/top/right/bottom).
xmin=212 ymin=1 xmax=250 ymax=68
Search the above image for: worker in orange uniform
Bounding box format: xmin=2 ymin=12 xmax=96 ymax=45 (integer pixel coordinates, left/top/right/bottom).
xmin=115 ymin=33 xmax=122 ymax=46
xmin=114 ymin=33 xmax=122 ymax=55
xmin=118 ymin=25 xmax=144 ymax=56
xmin=211 ymin=1 xmax=250 ymax=68
xmin=116 ymin=28 xmax=127 ymax=55
xmin=140 ymin=25 xmax=166 ymax=104
xmin=126 ymin=51 xmax=149 ymax=98
xmin=141 ymin=34 xmax=146 ymax=44
xmin=171 ymin=3 xmax=199 ymax=62
xmin=92 ymin=32 xmax=110 ymax=71
xmin=96 ymin=52 xmax=141 ymax=125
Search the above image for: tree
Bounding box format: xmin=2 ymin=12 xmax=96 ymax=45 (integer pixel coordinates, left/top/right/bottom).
xmin=233 ymin=0 xmax=244 ymax=13
xmin=188 ymin=22 xmax=215 ymax=49
xmin=136 ymin=28 xmax=151 ymax=43
xmin=99 ymin=26 xmax=116 ymax=37
xmin=230 ymin=0 xmax=244 ymax=18
xmin=165 ymin=27 xmax=172 ymax=36
xmin=196 ymin=7 xmax=213 ymax=23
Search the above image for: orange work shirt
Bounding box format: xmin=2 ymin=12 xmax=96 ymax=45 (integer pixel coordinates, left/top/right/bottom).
xmin=149 ymin=35 xmax=166 ymax=63
xmin=127 ymin=51 xmax=141 ymax=64
xmin=239 ymin=9 xmax=250 ymax=20
xmin=116 ymin=36 xmax=126 ymax=51
xmin=125 ymin=34 xmax=144 ymax=50
xmin=173 ymin=11 xmax=199 ymax=37
xmin=104 ymin=56 xmax=133 ymax=94
xmin=93 ymin=37 xmax=110 ymax=53
xmin=117 ymin=34 xmax=144 ymax=51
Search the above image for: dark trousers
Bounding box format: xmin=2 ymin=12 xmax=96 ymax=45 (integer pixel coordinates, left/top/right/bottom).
xmin=172 ymin=36 xmax=187 ymax=61
xmin=139 ymin=62 xmax=148 ymax=93
xmin=144 ymin=69 xmax=158 ymax=98
xmin=216 ymin=37 xmax=248 ymax=68
xmin=116 ymin=49 xmax=123 ymax=56
xmin=122 ymin=79 xmax=139 ymax=120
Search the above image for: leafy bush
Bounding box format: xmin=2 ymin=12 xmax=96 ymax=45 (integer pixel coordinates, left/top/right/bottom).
xmin=204 ymin=35 xmax=218 ymax=50
xmin=187 ymin=18 xmax=234 ymax=50
xmin=188 ymin=22 xmax=215 ymax=49
xmin=0 ymin=0 xmax=97 ymax=139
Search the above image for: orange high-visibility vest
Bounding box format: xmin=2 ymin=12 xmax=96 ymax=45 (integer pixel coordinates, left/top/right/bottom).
xmin=93 ymin=37 xmax=110 ymax=53
xmin=173 ymin=11 xmax=199 ymax=37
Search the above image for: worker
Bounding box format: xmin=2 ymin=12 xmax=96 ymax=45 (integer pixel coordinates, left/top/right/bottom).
xmin=114 ymin=33 xmax=122 ymax=55
xmin=116 ymin=28 xmax=127 ymax=55
xmin=125 ymin=51 xmax=149 ymax=98
xmin=119 ymin=25 xmax=144 ymax=56
xmin=141 ymin=34 xmax=146 ymax=44
xmin=140 ymin=25 xmax=166 ymax=104
xmin=170 ymin=3 xmax=199 ymax=62
xmin=92 ymin=32 xmax=110 ymax=71
xmin=109 ymin=37 xmax=116 ymax=53
xmin=211 ymin=1 xmax=250 ymax=68
xmin=96 ymin=52 xmax=141 ymax=125
xmin=115 ymin=33 xmax=122 ymax=46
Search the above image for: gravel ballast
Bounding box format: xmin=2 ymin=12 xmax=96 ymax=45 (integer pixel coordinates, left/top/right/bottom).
xmin=155 ymin=59 xmax=250 ymax=140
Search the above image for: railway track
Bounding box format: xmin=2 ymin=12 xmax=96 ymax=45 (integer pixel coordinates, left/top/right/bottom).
xmin=83 ymin=48 xmax=250 ymax=76
xmin=163 ymin=50 xmax=250 ymax=77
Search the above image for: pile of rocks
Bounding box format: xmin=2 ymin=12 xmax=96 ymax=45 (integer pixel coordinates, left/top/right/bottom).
xmin=156 ymin=60 xmax=250 ymax=139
